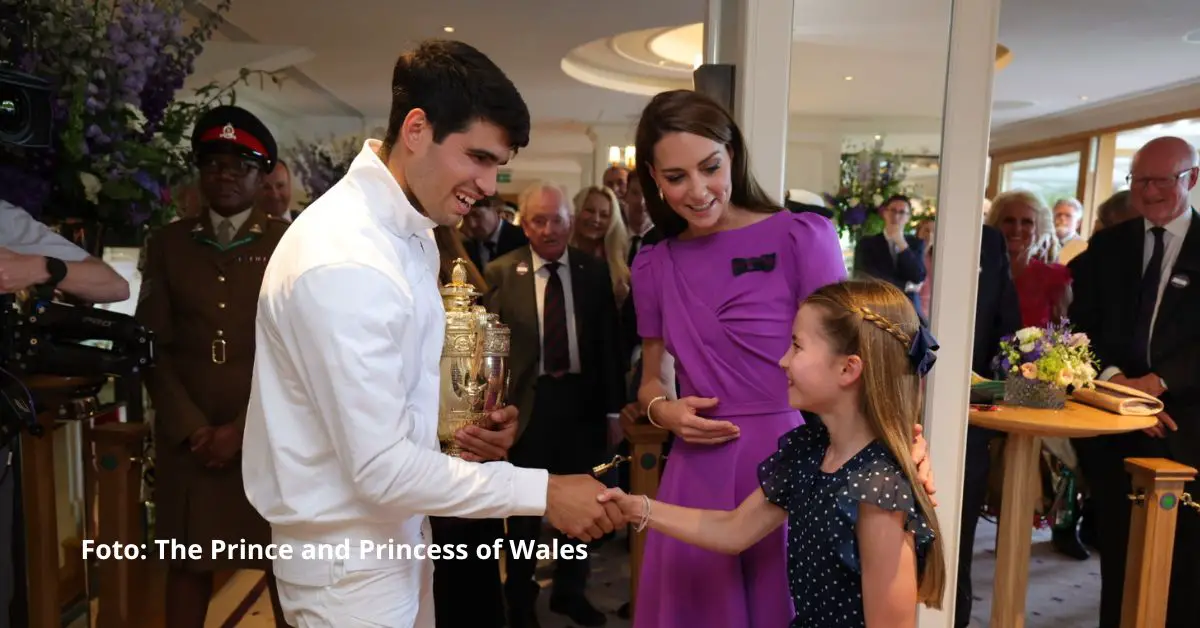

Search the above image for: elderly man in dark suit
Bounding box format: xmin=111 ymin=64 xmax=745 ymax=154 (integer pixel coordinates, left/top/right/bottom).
xmin=484 ymin=182 xmax=623 ymax=628
xmin=461 ymin=194 xmax=527 ymax=271
xmin=853 ymin=194 xmax=928 ymax=313
xmin=1068 ymin=136 xmax=1200 ymax=628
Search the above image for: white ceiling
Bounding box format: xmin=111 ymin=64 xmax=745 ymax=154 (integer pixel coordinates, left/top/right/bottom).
xmin=186 ymin=0 xmax=1200 ymax=155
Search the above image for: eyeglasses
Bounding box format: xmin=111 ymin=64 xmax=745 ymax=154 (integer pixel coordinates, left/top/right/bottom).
xmin=1125 ymin=167 xmax=1196 ymax=189
xmin=198 ymin=156 xmax=261 ymax=177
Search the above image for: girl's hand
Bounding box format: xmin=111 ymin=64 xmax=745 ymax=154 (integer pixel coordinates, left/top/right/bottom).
xmin=597 ymin=488 xmax=645 ymax=525
xmin=652 ymin=396 xmax=740 ymax=445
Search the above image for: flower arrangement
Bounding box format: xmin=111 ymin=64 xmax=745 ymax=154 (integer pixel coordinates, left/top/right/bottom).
xmin=992 ymin=319 xmax=1097 ymax=408
xmin=822 ymin=142 xmax=913 ymax=242
xmin=0 ymin=0 xmax=238 ymax=234
xmin=289 ymin=135 xmax=361 ymax=206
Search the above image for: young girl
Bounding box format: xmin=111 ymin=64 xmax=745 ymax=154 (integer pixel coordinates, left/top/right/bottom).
xmin=601 ymin=279 xmax=946 ymax=627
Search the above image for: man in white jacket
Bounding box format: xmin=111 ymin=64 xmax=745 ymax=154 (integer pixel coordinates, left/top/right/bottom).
xmin=242 ymin=40 xmax=620 ymax=627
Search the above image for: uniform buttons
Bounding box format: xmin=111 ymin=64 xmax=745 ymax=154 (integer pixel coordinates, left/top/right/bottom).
xmin=218 ymin=275 xmax=226 ymax=282
xmin=218 ymin=302 xmax=226 ymax=309
xmin=216 ymin=330 xmax=224 ymax=337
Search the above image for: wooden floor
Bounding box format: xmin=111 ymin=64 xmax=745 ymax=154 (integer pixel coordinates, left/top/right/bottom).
xmin=68 ymin=566 xmax=269 ymax=628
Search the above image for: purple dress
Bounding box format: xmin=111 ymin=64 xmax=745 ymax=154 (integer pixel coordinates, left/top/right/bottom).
xmin=631 ymin=210 xmax=848 ymax=628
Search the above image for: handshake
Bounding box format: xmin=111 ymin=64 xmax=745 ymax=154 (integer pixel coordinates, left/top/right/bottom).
xmin=544 ymin=475 xmax=645 ymax=542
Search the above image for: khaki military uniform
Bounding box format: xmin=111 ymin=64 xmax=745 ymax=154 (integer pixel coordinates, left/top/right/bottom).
xmin=136 ymin=208 xmax=287 ymax=571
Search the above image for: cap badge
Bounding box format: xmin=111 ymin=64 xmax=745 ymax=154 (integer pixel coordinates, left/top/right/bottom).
xmin=220 ymin=123 xmax=236 ymax=140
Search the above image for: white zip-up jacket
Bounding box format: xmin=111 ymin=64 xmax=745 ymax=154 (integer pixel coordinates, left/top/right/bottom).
xmin=242 ymin=140 xmax=548 ymax=599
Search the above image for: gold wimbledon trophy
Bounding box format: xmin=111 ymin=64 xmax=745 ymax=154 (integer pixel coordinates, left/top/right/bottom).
xmin=438 ymin=259 xmax=510 ymax=456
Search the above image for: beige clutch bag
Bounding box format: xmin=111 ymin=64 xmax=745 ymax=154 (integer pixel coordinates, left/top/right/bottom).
xmin=1071 ymin=380 xmax=1165 ymax=416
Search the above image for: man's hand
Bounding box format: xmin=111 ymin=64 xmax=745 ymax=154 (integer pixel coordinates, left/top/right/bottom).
xmin=204 ymin=423 xmax=243 ymax=468
xmin=546 ymin=475 xmax=622 ymax=542
xmin=1112 ymin=373 xmax=1166 ymax=398
xmin=1143 ymin=411 xmax=1178 ymax=439
xmin=0 ymin=248 xmax=48 ymax=294
xmin=911 ymin=423 xmax=937 ymax=507
xmin=455 ymin=405 xmax=518 ymax=462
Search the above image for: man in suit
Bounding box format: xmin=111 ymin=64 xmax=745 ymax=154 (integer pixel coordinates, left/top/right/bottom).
xmin=461 ymin=194 xmax=527 ymax=271
xmin=1068 ymin=136 xmax=1200 ymax=628
xmin=853 ymin=194 xmax=927 ymax=313
xmin=484 ymin=182 xmax=624 ymax=628
xmin=955 ymin=224 xmax=1022 ymax=628
xmin=136 ymin=105 xmax=289 ymax=627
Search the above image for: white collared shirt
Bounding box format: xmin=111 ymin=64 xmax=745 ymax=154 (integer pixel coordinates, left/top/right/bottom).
xmin=0 ymin=200 xmax=90 ymax=261
xmin=210 ymin=207 xmax=252 ymax=236
xmin=1143 ymin=209 xmax=1192 ymax=356
xmin=242 ymin=140 xmax=548 ymax=597
xmin=531 ymin=247 xmax=582 ymax=375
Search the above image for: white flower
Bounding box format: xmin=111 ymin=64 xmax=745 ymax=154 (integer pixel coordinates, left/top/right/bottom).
xmin=79 ymin=172 xmax=102 ymax=204
xmin=1070 ymin=332 xmax=1089 ymax=347
xmin=1015 ymin=327 xmax=1043 ymax=344
xmin=124 ymin=103 xmax=147 ymax=135
xmin=849 ymin=197 xmax=860 ymax=206
xmin=1019 ymin=342 xmax=1036 ymax=353
xmin=1057 ymin=368 xmax=1074 ymax=387
xmin=872 ymin=193 xmax=884 ymax=207
xmin=1020 ymin=363 xmax=1037 ymax=379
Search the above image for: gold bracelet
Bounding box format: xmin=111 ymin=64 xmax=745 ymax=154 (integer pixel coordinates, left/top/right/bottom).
xmin=635 ymin=494 xmax=652 ymax=532
xmin=646 ymin=395 xmax=668 ymax=429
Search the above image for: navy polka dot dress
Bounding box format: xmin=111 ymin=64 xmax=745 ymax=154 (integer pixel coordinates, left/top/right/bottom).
xmin=757 ymin=419 xmax=935 ymax=627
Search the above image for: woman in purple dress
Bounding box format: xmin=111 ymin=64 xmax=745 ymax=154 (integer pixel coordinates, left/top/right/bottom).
xmin=628 ymin=90 xmax=927 ymax=627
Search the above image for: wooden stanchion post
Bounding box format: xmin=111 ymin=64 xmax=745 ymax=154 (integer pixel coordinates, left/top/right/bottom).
xmin=622 ymin=421 xmax=669 ymax=616
xmin=92 ymin=422 xmax=149 ymax=628
xmin=18 ymin=410 xmax=60 ymax=628
xmin=1120 ymin=458 xmax=1197 ymax=628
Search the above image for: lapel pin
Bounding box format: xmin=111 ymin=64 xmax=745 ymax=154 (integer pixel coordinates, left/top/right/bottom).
xmin=190 ymin=223 xmax=203 ymax=234
xmin=1170 ymin=273 xmax=1189 ymax=289
xmin=516 ymin=262 xmax=529 ymax=276
xmin=249 ymin=223 xmax=263 ymax=235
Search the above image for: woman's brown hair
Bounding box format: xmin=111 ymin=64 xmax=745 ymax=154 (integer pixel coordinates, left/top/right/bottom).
xmin=634 ymin=89 xmax=782 ymax=238
xmin=804 ymin=279 xmax=946 ymax=608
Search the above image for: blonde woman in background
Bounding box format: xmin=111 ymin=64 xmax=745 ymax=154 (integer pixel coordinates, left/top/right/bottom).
xmin=571 ymin=185 xmax=632 ymax=306
xmin=985 ymin=190 xmax=1069 ymax=327
xmin=985 ymin=190 xmax=1088 ymax=560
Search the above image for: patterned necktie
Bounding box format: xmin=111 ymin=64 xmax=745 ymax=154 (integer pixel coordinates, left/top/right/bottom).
xmin=217 ymin=219 xmax=234 ymax=246
xmin=1132 ymin=227 xmax=1165 ymax=370
xmin=542 ymin=261 xmax=570 ymax=374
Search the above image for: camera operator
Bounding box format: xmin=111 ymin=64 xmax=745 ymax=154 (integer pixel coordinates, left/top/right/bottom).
xmin=1 ymin=198 xmax=130 ymax=628
xmin=0 ymin=199 xmax=131 ymax=303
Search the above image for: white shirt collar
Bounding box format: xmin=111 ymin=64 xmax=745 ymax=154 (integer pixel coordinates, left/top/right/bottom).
xmin=1145 ymin=207 xmax=1192 ymax=239
xmin=347 ymin=140 xmax=437 ymax=237
xmin=210 ymin=207 xmax=253 ymax=234
xmin=531 ymin=246 xmax=569 ymax=273
xmin=487 ymin=220 xmax=504 ymax=245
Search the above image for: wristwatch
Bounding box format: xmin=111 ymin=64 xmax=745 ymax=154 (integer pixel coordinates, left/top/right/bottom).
xmin=44 ymin=256 xmax=67 ymax=286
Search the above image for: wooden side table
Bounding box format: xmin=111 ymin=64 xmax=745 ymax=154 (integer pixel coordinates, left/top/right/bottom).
xmin=968 ymin=400 xmax=1157 ymax=628
xmin=620 ymin=420 xmax=669 ymax=616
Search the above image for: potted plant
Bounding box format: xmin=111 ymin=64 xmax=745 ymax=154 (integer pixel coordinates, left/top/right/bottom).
xmin=993 ymin=319 xmax=1098 ymax=409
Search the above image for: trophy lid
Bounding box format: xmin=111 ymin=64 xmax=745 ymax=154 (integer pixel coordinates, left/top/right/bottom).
xmin=441 ymin=258 xmax=480 ymax=310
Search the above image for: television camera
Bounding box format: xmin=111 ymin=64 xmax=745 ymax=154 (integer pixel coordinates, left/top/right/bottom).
xmin=1 ymin=292 xmax=155 ymax=447
xmin=1 ymin=66 xmax=155 ymax=447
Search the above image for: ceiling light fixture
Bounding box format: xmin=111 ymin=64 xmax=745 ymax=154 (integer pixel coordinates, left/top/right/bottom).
xmin=444 ymin=26 xmax=455 ymax=33
xmin=844 ymin=76 xmax=854 ymax=81
xmin=1184 ymin=29 xmax=1200 ymax=43
xmin=1080 ymin=95 xmax=1089 ymax=101
xmin=609 ymin=145 xmax=636 ymax=169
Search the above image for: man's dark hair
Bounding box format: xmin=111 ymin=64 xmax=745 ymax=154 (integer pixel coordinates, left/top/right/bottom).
xmin=381 ymin=40 xmax=530 ymax=158
xmin=883 ymin=194 xmax=912 ymax=208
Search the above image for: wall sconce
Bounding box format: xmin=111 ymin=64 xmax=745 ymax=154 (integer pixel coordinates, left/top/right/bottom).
xmin=608 ymin=145 xmax=636 ymax=169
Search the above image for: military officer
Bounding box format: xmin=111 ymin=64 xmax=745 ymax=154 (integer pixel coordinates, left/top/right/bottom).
xmin=136 ymin=105 xmax=288 ymax=628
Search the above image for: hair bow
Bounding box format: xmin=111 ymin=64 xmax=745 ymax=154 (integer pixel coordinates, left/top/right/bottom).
xmin=908 ymin=326 xmax=940 ymax=377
